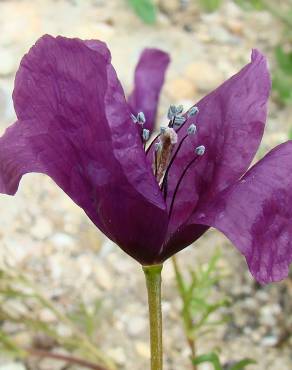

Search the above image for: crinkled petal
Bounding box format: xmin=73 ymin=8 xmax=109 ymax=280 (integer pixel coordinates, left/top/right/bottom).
xmin=0 ymin=35 xmax=168 ymax=263
xmin=159 ymin=49 xmax=271 ymax=258
xmin=190 ymin=141 xmax=292 ymax=283
xmin=128 ymin=48 xmax=170 ymax=133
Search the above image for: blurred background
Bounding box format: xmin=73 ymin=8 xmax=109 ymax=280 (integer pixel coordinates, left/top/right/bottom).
xmin=0 ymin=0 xmax=291 ymax=369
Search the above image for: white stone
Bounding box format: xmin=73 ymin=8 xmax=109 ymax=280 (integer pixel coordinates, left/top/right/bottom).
xmin=0 ymin=49 xmax=16 ymax=76
xmin=30 ymin=218 xmax=53 ymax=239
xmin=127 ymin=316 xmax=146 ymax=337
xmin=0 ymin=364 xmax=26 ymax=370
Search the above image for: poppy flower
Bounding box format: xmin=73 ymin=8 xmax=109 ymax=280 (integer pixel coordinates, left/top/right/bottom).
xmin=0 ymin=35 xmax=291 ymax=283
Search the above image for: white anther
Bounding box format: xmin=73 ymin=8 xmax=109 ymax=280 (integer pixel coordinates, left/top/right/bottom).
xmin=155 ymin=142 xmax=163 ymax=151
xmin=137 ymin=111 xmax=146 ymax=124
xmin=188 ymin=106 xmax=199 ymax=117
xmin=174 ymin=116 xmax=186 ymax=126
xmin=187 ymin=124 xmax=197 ymax=135
xmin=131 ymin=113 xmax=138 ymax=123
xmin=142 ymin=129 xmax=150 ymax=141
xmin=160 ymin=126 xmax=167 ymax=134
xmin=195 ymin=145 xmax=205 ymax=156
xmin=167 ymin=105 xmax=177 ymax=120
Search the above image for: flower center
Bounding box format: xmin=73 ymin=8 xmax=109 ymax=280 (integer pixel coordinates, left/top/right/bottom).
xmin=152 ymin=104 xmax=204 ymax=185
xmin=131 ymin=105 xmax=205 ymax=213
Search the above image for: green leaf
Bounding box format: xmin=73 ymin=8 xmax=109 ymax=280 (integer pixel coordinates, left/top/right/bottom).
xmin=127 ymin=0 xmax=156 ymax=24
xmin=200 ymin=0 xmax=222 ymax=12
xmin=193 ymin=352 xmax=222 ymax=370
xmin=230 ymin=358 xmax=257 ymax=370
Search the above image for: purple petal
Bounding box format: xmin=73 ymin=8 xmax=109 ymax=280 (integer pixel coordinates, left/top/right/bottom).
xmin=159 ymin=50 xmax=271 ymax=258
xmin=128 ymin=48 xmax=170 ymax=133
xmin=191 ymin=141 xmax=292 ymax=283
xmin=0 ymin=35 xmax=168 ymax=263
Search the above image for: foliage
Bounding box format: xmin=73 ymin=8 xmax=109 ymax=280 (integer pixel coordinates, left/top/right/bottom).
xmin=0 ymin=265 xmax=116 ymax=370
xmin=173 ymin=251 xmax=257 ymax=369
xmin=193 ymin=352 xmax=256 ymax=370
xmin=127 ymin=0 xmax=156 ymax=24
xmin=172 ymin=250 xmax=230 ymax=354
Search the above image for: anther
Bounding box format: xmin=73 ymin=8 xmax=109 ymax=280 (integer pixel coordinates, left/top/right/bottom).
xmin=131 ymin=111 xmax=146 ymax=125
xmin=131 ymin=113 xmax=138 ymax=123
xmin=155 ymin=142 xmax=162 ymax=151
xmin=167 ymin=104 xmax=185 ymax=121
xmin=142 ymin=129 xmax=150 ymax=142
xmin=137 ymin=111 xmax=146 ymax=124
xmin=160 ymin=126 xmax=167 ymax=134
xmin=173 ymin=116 xmax=186 ymax=126
xmin=187 ymin=106 xmax=199 ymax=117
xmin=195 ymin=145 xmax=205 ymax=156
xmin=187 ymin=124 xmax=197 ymax=135
xmin=167 ymin=105 xmax=177 ymax=120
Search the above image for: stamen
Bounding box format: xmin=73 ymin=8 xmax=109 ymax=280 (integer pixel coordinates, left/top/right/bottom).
xmin=195 ymin=145 xmax=205 ymax=156
xmin=161 ymin=124 xmax=197 ymax=195
xmin=131 ymin=113 xmax=138 ymax=123
xmin=187 ymin=106 xmax=199 ymax=117
xmin=168 ymin=146 xmax=206 ymax=220
xmin=167 ymin=105 xmax=177 ymax=120
xmin=160 ymin=134 xmax=188 ymax=195
xmin=131 ymin=111 xmax=146 ymax=125
xmin=143 ymin=129 xmax=150 ymax=142
xmin=168 ymin=156 xmax=198 ymax=221
xmin=187 ymin=124 xmax=197 ymax=135
xmin=160 ymin=126 xmax=167 ymax=134
xmin=173 ymin=116 xmax=186 ymax=127
xmin=167 ymin=104 xmax=186 ymax=128
xmin=155 ymin=141 xmax=162 ymax=151
xmin=145 ymin=133 xmax=161 ymax=154
xmin=154 ymin=150 xmax=158 ymax=177
xmin=137 ymin=111 xmax=146 ymax=124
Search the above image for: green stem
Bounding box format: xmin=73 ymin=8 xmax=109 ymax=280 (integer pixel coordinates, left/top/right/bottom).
xmin=143 ymin=264 xmax=163 ymax=370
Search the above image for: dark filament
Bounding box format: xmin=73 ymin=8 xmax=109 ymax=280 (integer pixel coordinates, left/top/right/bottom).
xmin=168 ymin=156 xmax=199 ymax=221
xmin=154 ymin=150 xmax=158 ymax=178
xmin=145 ymin=133 xmax=161 ymax=155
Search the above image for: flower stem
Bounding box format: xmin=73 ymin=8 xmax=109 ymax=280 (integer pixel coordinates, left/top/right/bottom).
xmin=143 ymin=264 xmax=163 ymax=370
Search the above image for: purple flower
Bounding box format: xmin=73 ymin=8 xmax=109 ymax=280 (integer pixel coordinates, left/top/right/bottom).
xmin=0 ymin=35 xmax=291 ymax=284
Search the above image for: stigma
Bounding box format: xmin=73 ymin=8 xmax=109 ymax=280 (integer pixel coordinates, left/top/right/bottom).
xmin=154 ymin=127 xmax=178 ymax=183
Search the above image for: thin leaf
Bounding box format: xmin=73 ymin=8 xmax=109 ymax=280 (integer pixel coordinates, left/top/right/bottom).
xmin=193 ymin=352 xmax=222 ymax=370
xmin=230 ymin=358 xmax=257 ymax=370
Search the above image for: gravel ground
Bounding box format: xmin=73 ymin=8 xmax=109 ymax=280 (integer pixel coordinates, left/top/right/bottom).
xmin=0 ymin=1 xmax=291 ymax=369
